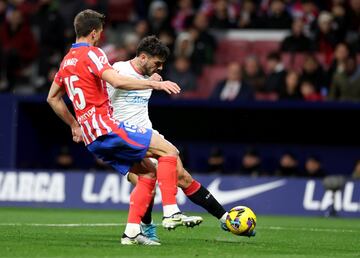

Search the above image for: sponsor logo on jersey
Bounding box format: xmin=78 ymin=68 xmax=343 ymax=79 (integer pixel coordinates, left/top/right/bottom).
xmin=125 ymin=92 xmax=150 ymax=104
xmin=98 ymin=56 xmax=108 ymax=65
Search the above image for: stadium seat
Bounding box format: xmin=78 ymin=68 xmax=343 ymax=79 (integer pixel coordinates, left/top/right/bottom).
xmin=180 ymin=65 xmax=228 ymax=99
xmin=215 ymin=40 xmax=250 ymax=65
xmin=251 ymin=41 xmax=281 ymax=56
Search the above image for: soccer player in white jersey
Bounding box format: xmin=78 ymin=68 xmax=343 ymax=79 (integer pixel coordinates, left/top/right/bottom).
xmin=108 ymin=36 xmax=256 ymax=242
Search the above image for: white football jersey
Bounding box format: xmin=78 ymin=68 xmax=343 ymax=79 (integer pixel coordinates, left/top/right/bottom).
xmin=107 ymin=61 xmax=153 ymax=128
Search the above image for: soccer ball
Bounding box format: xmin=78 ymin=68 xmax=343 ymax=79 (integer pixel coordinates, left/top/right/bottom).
xmin=225 ymin=206 xmax=256 ymax=235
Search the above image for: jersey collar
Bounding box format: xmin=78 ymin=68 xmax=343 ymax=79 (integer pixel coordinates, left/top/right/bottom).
xmin=71 ymin=42 xmax=90 ymax=48
xmin=130 ymin=59 xmax=144 ymax=76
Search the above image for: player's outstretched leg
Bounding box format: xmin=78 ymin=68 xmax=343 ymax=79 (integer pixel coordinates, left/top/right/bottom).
xmin=178 ymin=168 xmax=229 ymax=231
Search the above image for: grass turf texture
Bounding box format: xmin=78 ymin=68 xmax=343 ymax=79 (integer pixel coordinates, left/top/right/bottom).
xmin=0 ymin=207 xmax=359 ymax=258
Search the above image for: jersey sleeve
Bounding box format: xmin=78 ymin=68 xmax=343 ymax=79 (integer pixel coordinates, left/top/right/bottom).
xmin=87 ymin=47 xmax=113 ymax=78
xmin=54 ymin=69 xmax=64 ymax=87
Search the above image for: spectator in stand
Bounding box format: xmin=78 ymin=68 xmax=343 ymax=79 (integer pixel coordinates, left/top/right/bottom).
xmin=275 ymin=151 xmax=300 ymax=177
xmin=327 ymin=42 xmax=351 ymax=86
xmin=264 ymin=51 xmax=286 ymax=96
xmin=190 ymin=11 xmax=217 ymax=74
xmin=331 ymin=1 xmax=348 ymax=42
xmin=312 ymin=11 xmax=339 ymax=63
xmin=328 ymin=55 xmax=360 ymax=102
xmin=57 ymin=0 xmax=86 ymax=45
xmin=134 ymin=19 xmax=150 ymax=39
xmin=240 ymin=148 xmax=264 ymax=177
xmin=346 ymin=0 xmax=360 ymax=51
xmin=54 ymin=145 xmax=74 ymax=170
xmin=280 ymin=18 xmax=314 ymax=52
xmin=0 ymin=9 xmax=38 ymax=92
xmin=147 ymin=0 xmax=172 ymax=36
xmin=289 ymin=0 xmax=319 ymax=37
xmin=352 ymin=159 xmax=360 ymax=179
xmin=347 ymin=0 xmax=360 ymax=32
xmin=210 ymin=61 xmax=254 ymax=101
xmin=207 ymin=146 xmax=225 ymax=174
xmin=171 ymin=0 xmax=195 ymax=33
xmin=32 ymin=0 xmax=66 ymax=93
xmin=237 ymin=0 xmax=260 ymax=29
xmin=260 ymin=0 xmax=292 ymax=29
xmin=165 ymin=56 xmax=197 ymax=95
xmin=208 ymin=0 xmax=237 ymax=29
xmin=173 ymin=31 xmax=194 ymax=58
xmin=242 ymin=55 xmax=266 ymax=94
xmin=279 ymin=70 xmax=302 ymax=100
xmin=302 ymin=155 xmax=326 ymax=178
xmin=300 ymin=54 xmax=327 ymax=92
xmin=299 ymin=80 xmax=323 ymax=101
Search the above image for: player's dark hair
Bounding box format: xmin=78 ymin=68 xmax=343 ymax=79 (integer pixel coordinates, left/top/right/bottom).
xmin=74 ymin=9 xmax=105 ymax=38
xmin=136 ymin=35 xmax=170 ymax=60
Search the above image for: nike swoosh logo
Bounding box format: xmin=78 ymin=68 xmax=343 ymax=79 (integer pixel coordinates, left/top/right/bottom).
xmin=207 ymin=178 xmax=287 ymax=205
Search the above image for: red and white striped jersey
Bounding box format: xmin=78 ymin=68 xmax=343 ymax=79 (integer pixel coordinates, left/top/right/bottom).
xmin=54 ymin=43 xmax=119 ymax=145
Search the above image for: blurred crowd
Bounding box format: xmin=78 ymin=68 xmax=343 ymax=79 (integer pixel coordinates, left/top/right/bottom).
xmin=0 ymin=0 xmax=359 ymax=101
xmin=207 ymin=146 xmax=360 ymax=179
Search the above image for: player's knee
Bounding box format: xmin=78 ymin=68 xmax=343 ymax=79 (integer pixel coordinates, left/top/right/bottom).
xmin=164 ymin=146 xmax=179 ymax=158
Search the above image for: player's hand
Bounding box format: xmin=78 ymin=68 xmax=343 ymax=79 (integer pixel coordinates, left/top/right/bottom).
xmin=71 ymin=124 xmax=83 ymax=143
xmin=149 ymin=73 xmax=163 ymax=82
xmin=152 ymin=80 xmax=181 ymax=94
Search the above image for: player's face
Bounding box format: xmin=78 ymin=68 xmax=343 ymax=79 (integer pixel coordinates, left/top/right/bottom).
xmin=144 ymin=55 xmax=165 ymax=76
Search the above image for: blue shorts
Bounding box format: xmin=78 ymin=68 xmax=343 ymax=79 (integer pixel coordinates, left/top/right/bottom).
xmin=87 ymin=122 xmax=152 ymax=175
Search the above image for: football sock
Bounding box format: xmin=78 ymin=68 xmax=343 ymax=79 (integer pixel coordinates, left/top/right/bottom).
xmin=157 ymin=156 xmax=178 ymax=207
xmin=184 ymin=181 xmax=227 ymax=220
xmin=124 ymin=223 xmax=141 ymax=238
xmin=163 ymin=204 xmax=181 ymax=217
xmin=141 ymin=199 xmax=154 ymax=224
xmin=127 ymin=176 xmax=156 ymax=225
xmin=220 ymin=212 xmax=228 ymax=223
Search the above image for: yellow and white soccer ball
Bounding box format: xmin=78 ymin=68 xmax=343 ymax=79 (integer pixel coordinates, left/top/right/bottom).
xmin=225 ymin=206 xmax=257 ymax=235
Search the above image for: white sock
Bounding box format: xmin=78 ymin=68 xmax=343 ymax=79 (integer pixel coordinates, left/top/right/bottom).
xmin=220 ymin=212 xmax=228 ymax=223
xmin=124 ymin=223 xmax=141 ymax=238
xmin=163 ymin=204 xmax=181 ymax=217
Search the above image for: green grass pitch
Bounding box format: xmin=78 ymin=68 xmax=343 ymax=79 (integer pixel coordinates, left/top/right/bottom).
xmin=0 ymin=207 xmax=359 ymax=258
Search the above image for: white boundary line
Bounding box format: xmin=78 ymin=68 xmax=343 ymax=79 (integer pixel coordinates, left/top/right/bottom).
xmin=0 ymin=223 xmax=358 ymax=233
xmin=0 ymin=223 xmax=124 ymax=227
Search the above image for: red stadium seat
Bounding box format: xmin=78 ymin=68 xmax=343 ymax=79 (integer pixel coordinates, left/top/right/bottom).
xmin=251 ymin=41 xmax=281 ymax=56
xmin=181 ymin=65 xmax=228 ymax=99
xmin=215 ymin=40 xmax=250 ymax=65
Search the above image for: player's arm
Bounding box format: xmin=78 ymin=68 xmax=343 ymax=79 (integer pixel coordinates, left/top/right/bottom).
xmin=47 ymin=81 xmax=82 ymax=143
xmin=102 ymin=68 xmax=180 ymax=94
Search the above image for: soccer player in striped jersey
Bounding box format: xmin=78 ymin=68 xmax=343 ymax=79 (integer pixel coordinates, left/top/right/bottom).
xmin=107 ymin=36 xmax=239 ymax=243
xmin=47 ymin=9 xmax=202 ymax=246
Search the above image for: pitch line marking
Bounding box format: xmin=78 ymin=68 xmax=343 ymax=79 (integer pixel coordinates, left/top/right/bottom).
xmin=259 ymin=226 xmax=357 ymax=233
xmin=0 ymin=223 xmax=125 ymax=227
xmin=0 ymin=223 xmax=358 ymax=233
